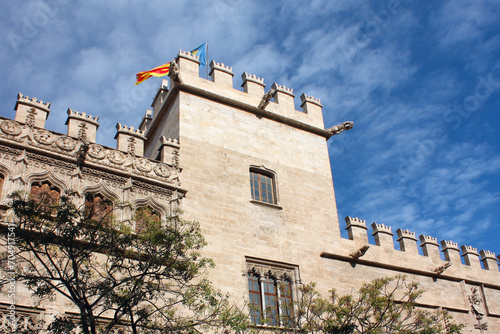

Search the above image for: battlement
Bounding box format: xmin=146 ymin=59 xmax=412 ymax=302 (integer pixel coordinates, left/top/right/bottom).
xmin=16 ymin=93 xmax=51 ymax=111
xmin=342 ymin=216 xmax=499 ymax=276
xmin=241 ymin=72 xmax=265 ymax=85
xmin=210 ymin=61 xmax=233 ymax=75
xmin=167 ymin=51 xmax=329 ymax=131
xmin=272 ymin=83 xmax=294 ymax=96
xmin=2 ymin=92 xmax=181 ymax=174
xmin=66 ymin=109 xmax=100 ymax=125
xmin=115 ymin=123 xmax=146 ymax=156
xmin=14 ymin=92 xmax=51 ymax=128
xmin=115 ymin=123 xmax=145 ymax=138
xmin=66 ymin=108 xmax=100 ymax=142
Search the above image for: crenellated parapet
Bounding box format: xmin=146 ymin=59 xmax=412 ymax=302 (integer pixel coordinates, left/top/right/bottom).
xmin=420 ymin=235 xmax=441 ymax=260
xmin=461 ymin=245 xmax=481 ymax=270
xmin=241 ymin=72 xmax=265 ymax=96
xmin=272 ymin=82 xmax=295 ymax=109
xmin=176 ymin=49 xmax=201 ymax=77
xmin=115 ymin=123 xmax=146 ymax=156
xmin=66 ymin=109 xmax=100 ymax=142
xmin=164 ymin=51 xmax=328 ymax=131
xmin=341 ymin=216 xmax=499 ymax=276
xmin=371 ymin=222 xmax=394 ymax=249
xmin=396 ymin=229 xmax=418 ymax=255
xmin=209 ymin=61 xmax=234 ymax=88
xmin=441 ymin=240 xmax=461 ymax=264
xmin=15 ymin=93 xmax=51 ymax=129
xmin=159 ymin=136 xmax=180 ymax=168
xmin=480 ymin=250 xmax=498 ymax=272
xmin=345 ymin=216 xmax=368 ymax=245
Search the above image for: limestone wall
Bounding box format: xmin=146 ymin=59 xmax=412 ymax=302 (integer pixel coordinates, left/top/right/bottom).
xmin=1 ymin=50 xmax=499 ymax=332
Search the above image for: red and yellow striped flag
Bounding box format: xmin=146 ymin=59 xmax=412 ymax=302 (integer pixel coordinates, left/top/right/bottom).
xmin=135 ymin=62 xmax=171 ymax=85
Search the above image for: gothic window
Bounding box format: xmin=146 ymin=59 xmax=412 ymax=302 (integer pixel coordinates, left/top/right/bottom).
xmin=30 ymin=181 xmax=61 ymax=203
xmin=84 ymin=193 xmax=114 ymax=224
xmin=0 ymin=304 xmax=44 ymax=333
xmin=134 ymin=206 xmax=161 ymax=233
xmin=250 ymin=168 xmax=277 ymax=205
xmin=247 ymin=260 xmax=296 ymax=327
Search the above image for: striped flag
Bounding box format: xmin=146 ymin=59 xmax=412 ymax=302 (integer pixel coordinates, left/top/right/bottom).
xmin=135 ymin=62 xmax=171 ymax=85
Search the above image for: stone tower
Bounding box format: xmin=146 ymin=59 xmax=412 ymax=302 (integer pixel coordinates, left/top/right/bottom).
xmin=141 ymin=52 xmax=345 ymax=303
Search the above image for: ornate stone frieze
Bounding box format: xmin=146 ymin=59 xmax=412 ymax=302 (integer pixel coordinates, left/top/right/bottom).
xmin=0 ymin=118 xmax=182 ymax=186
xmin=154 ymin=163 xmax=171 ymax=178
xmin=81 ymin=167 xmax=128 ymax=184
xmin=134 ymin=157 xmax=154 ymax=173
xmin=107 ymin=150 xmax=126 ymax=165
xmin=0 ymin=145 xmax=21 ymax=156
xmin=87 ymin=143 xmax=107 ymax=159
xmin=247 ymin=264 xmax=294 ymax=282
xmin=26 ymin=152 xmax=76 ymax=169
xmin=34 ymin=129 xmax=55 ymax=145
xmin=55 ymin=136 xmax=77 ymax=151
xmin=0 ymin=306 xmax=45 ymax=333
xmin=132 ymin=180 xmax=175 ymax=198
xmin=0 ymin=120 xmax=22 ymax=136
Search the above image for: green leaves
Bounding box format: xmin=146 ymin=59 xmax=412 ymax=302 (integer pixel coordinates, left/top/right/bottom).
xmin=269 ymin=275 xmax=463 ymax=334
xmin=4 ymin=191 xmax=246 ymax=334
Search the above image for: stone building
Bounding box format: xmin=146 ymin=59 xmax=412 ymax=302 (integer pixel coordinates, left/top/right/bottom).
xmin=0 ymin=51 xmax=499 ymax=333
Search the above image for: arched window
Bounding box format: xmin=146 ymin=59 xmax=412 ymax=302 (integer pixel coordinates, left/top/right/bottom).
xmin=30 ymin=181 xmax=61 ymax=202
xmin=84 ymin=193 xmax=114 ymax=225
xmin=134 ymin=206 xmax=161 ymax=233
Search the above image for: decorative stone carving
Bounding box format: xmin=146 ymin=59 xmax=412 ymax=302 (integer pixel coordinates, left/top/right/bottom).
xmin=247 ymin=264 xmax=294 ymax=282
xmin=127 ymin=137 xmax=136 ymax=155
xmin=432 ymin=261 xmax=452 ymax=275
xmin=350 ymin=245 xmax=370 ymax=259
xmin=326 ymin=121 xmax=354 ymax=136
xmin=107 ymin=150 xmax=126 ymax=165
xmin=169 ymin=59 xmax=181 ymax=84
xmin=55 ymin=136 xmax=77 ymax=151
xmin=0 ymin=307 xmax=45 ymax=333
xmin=25 ymin=107 xmax=37 ymax=128
xmin=134 ymin=157 xmax=153 ymax=173
xmin=87 ymin=144 xmax=107 ymax=159
xmin=258 ymin=87 xmax=277 ymax=110
xmin=78 ymin=122 xmax=88 ymax=141
xmin=154 ymin=163 xmax=171 ymax=178
xmin=469 ymin=286 xmax=488 ymax=332
xmin=0 ymin=120 xmax=22 ymax=136
xmin=34 ymin=129 xmax=55 ymax=145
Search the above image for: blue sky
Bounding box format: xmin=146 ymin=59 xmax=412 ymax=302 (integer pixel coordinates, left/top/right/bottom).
xmin=1 ymin=1 xmax=499 ymax=258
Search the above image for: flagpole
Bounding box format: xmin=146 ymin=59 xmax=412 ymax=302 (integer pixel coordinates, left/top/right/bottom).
xmin=206 ymin=41 xmax=209 ymax=79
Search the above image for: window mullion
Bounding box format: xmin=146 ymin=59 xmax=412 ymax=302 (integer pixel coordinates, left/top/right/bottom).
xmin=276 ymin=278 xmax=283 ymax=326
xmin=259 ymin=276 xmax=267 ymax=322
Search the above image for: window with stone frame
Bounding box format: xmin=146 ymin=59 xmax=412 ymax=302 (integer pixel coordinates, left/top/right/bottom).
xmin=84 ymin=193 xmax=114 ymax=225
xmin=0 ymin=303 xmax=45 ymax=333
xmin=30 ymin=180 xmax=61 ymax=202
xmin=30 ymin=181 xmax=61 ymax=215
xmin=250 ymin=168 xmax=277 ymax=205
xmin=64 ymin=312 xmax=126 ymax=334
xmin=134 ymin=206 xmax=161 ymax=233
xmin=246 ymin=259 xmax=297 ymax=327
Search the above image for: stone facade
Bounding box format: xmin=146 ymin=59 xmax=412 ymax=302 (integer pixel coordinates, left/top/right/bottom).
xmin=0 ymin=51 xmax=499 ymax=333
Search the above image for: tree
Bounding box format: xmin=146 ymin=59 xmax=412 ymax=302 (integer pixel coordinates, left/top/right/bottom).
xmin=0 ymin=191 xmax=245 ymax=334
xmin=270 ymin=275 xmax=464 ymax=334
